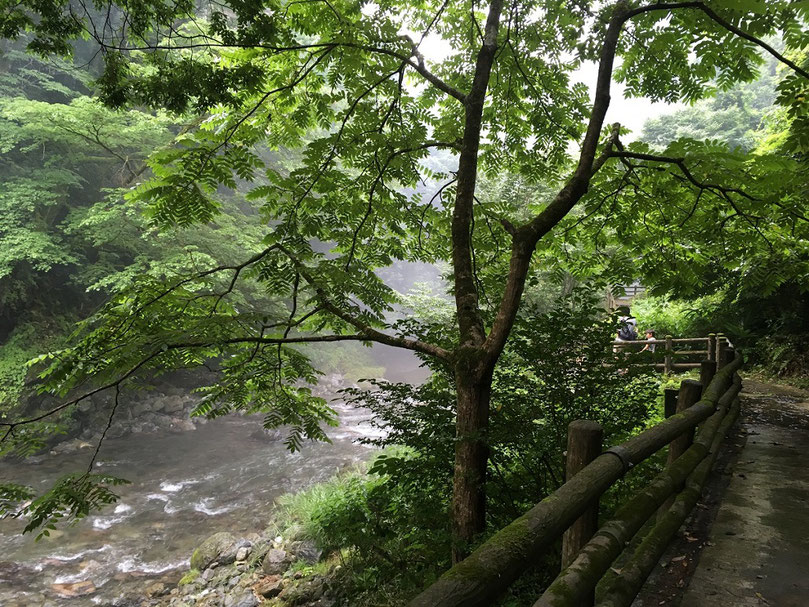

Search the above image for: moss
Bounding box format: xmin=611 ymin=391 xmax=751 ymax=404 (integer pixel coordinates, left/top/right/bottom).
xmin=444 ymin=518 xmax=533 ymax=582
xmin=179 ymin=569 xmax=200 ymax=585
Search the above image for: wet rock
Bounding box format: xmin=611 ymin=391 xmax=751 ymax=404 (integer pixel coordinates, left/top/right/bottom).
xmin=287 ymin=540 xmax=321 ymax=564
xmin=131 ymin=402 xmax=152 ymax=417
xmin=224 ymin=590 xmax=259 ymax=607
xmin=262 ymin=548 xmax=290 ymax=575
xmin=163 ymin=395 xmax=186 ymax=414
xmin=171 ymin=418 xmax=196 ymax=432
xmin=191 ymin=532 xmax=238 ymax=570
xmin=145 ymin=581 xmax=167 ymax=597
xmin=253 ymin=575 xmax=283 ymax=598
xmin=51 ymin=580 xmax=96 ymax=597
xmin=48 ymin=438 xmax=93 ymax=455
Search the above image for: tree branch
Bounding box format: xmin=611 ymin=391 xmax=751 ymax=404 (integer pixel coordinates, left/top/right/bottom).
xmin=622 ymin=2 xmax=809 ymax=82
xmin=451 ymin=0 xmax=504 ymax=350
xmin=278 ymin=246 xmax=451 ymax=360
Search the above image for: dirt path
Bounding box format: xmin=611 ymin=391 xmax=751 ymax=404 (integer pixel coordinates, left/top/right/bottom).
xmin=637 ymin=377 xmax=809 ymax=607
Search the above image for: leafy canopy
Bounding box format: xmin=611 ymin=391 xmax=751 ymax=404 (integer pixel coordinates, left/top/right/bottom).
xmin=1 ymin=0 xmax=808 ymax=533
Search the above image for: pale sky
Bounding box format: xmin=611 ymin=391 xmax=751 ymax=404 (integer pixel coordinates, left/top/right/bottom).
xmin=573 ymin=61 xmax=686 ymax=140
xmin=416 ymin=32 xmax=684 ymax=143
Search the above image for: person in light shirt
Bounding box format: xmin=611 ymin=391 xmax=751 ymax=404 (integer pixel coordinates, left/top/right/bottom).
xmin=640 ymin=329 xmax=656 ymax=353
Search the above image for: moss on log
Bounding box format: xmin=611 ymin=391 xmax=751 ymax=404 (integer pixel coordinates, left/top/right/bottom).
xmin=408 ymin=355 xmax=742 ymax=607
xmin=595 ymin=394 xmax=742 ymax=607
xmin=534 ymin=376 xmax=742 ymax=607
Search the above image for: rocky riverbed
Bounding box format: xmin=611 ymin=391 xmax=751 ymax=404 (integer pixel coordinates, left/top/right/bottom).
xmin=0 ymin=375 xmax=383 ymax=607
xmin=151 ymin=529 xmax=335 ymax=607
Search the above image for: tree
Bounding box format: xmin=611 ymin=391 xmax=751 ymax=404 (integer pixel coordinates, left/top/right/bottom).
xmin=2 ymin=0 xmax=808 ymax=560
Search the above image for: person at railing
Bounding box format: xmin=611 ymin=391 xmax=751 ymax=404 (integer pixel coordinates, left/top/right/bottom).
xmin=614 ymin=306 xmax=638 ymax=353
xmin=640 ymin=329 xmax=656 ymax=353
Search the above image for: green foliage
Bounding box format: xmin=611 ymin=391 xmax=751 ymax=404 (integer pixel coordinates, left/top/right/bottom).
xmin=0 ymin=482 xmax=35 ymax=518
xmin=3 ymin=473 xmax=130 ymax=540
xmin=285 ymin=290 xmax=661 ymax=603
xmin=642 ymin=55 xmax=779 ymax=151
xmin=2 ymin=0 xmax=808 ymax=545
xmin=632 ymin=293 xmax=728 ymax=337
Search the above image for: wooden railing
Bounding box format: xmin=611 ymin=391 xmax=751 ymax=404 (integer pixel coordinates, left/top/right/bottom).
xmin=613 ymin=332 xmax=732 ymax=373
xmin=409 ymin=348 xmax=743 ymax=607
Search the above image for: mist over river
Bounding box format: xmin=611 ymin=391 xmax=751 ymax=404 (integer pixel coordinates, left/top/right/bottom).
xmin=0 ymin=348 xmax=428 ymax=606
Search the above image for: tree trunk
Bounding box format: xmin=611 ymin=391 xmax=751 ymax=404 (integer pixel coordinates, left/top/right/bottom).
xmin=452 ymin=360 xmax=494 ymax=563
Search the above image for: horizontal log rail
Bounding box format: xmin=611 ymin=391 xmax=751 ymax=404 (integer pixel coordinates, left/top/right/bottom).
xmin=613 ymin=333 xmax=732 ymax=373
xmin=409 ymin=350 xmax=744 ymax=607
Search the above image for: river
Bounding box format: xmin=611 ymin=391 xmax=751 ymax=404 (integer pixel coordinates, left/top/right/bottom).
xmin=0 ymin=396 xmax=384 ymax=606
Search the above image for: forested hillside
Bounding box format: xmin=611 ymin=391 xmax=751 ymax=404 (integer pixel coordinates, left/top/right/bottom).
xmin=0 ymin=42 xmax=279 ymax=409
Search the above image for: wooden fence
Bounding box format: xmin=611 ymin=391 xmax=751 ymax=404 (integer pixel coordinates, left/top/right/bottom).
xmin=409 ymin=347 xmax=742 ymax=607
xmin=613 ymin=332 xmax=732 ymax=373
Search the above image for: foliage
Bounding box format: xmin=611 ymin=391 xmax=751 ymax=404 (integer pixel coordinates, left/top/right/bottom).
xmin=1 ymin=0 xmax=808 ymax=548
xmin=755 ymin=333 xmax=809 ymax=377
xmin=642 ymin=54 xmax=779 ymax=151
xmin=20 ymin=473 xmax=130 ymax=539
xmin=280 ymin=290 xmax=661 ymax=603
xmin=632 ymin=293 xmax=728 ymax=338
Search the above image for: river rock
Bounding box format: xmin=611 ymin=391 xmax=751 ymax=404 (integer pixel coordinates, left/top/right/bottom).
xmin=191 ymin=532 xmax=238 ymax=570
xmin=51 ymin=581 xmax=96 ymax=597
xmin=235 ymin=546 xmax=250 ymax=562
xmin=287 ymin=540 xmax=321 ymax=564
xmin=224 ymin=590 xmax=259 ymax=607
xmin=262 ymin=548 xmax=290 ymax=575
xmin=131 ymin=401 xmax=152 ymax=417
xmin=253 ymin=575 xmax=283 ymax=598
xmin=277 ymin=575 xmax=327 ymax=605
xmin=171 ymin=418 xmax=196 ymax=432
xmin=163 ymin=395 xmax=186 ymax=414
xmin=145 ymin=581 xmax=167 ymax=597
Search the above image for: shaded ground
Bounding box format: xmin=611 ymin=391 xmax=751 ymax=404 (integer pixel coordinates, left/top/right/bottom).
xmin=637 ymin=376 xmax=809 ymax=607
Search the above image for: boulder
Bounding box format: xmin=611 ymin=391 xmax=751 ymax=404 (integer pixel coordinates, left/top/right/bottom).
xmin=131 ymin=401 xmax=152 ymax=417
xmin=253 ymin=575 xmax=283 ymax=599
xmin=261 ymin=548 xmax=290 ymax=575
xmin=277 ymin=576 xmax=327 ymax=606
xmin=223 ymin=591 xmax=259 ymax=607
xmin=163 ymin=395 xmax=186 ymax=414
xmin=286 ymin=540 xmax=321 ymax=564
xmin=191 ymin=532 xmax=238 ymax=570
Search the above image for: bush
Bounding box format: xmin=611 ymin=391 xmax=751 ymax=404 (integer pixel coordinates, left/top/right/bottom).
xmin=756 ymin=333 xmax=809 ymax=377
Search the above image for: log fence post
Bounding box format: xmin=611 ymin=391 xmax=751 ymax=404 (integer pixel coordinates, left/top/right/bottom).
xmin=664 ymin=335 xmax=673 ymax=374
xmin=667 ymin=380 xmax=703 ymax=465
xmin=664 ymin=388 xmax=678 ymax=419
xmin=658 ymin=380 xmax=702 ymax=520
xmin=708 ymin=333 xmax=716 ymax=363
xmin=716 ymin=333 xmax=725 ymax=371
xmin=699 ymin=361 xmax=716 ymax=397
xmin=562 ymin=420 xmax=604 ymax=593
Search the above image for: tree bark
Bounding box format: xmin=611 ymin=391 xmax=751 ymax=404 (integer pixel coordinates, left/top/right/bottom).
xmin=452 ymin=358 xmax=494 ymax=563
xmin=448 ymin=0 xmax=504 ymax=560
